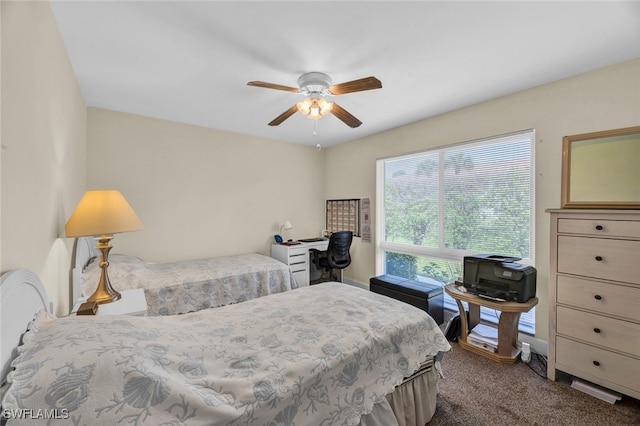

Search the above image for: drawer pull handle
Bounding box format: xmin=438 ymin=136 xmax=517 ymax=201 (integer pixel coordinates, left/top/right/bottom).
xmin=595 ymin=225 xmax=604 ymax=231
xmin=593 ymin=327 xmax=601 ymax=334
xmin=595 ymin=256 xmax=603 ymax=261
xmin=594 ymin=294 xmax=602 ymax=300
xmin=593 ymin=361 xmax=600 ymax=367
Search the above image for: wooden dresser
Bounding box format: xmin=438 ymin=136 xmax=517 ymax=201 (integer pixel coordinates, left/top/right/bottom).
xmin=547 ymin=209 xmax=640 ymax=399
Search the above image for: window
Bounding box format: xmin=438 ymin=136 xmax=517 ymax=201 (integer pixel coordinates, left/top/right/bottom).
xmin=376 ymin=130 xmax=535 ymax=333
xmin=326 ymin=199 xmax=361 ymax=236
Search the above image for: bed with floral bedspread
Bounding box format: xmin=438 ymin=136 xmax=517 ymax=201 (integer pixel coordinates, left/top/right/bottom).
xmin=2 ymin=282 xmax=450 ymax=425
xmin=80 ymin=251 xmax=296 ymax=315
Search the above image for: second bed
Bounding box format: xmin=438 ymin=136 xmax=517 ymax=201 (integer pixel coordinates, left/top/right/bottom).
xmin=72 ymin=237 xmax=296 ymax=315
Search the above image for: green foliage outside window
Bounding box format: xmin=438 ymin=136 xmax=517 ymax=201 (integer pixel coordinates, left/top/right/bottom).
xmin=385 ymin=252 xmax=418 ymax=280
xmin=384 ymin=140 xmax=531 ymax=260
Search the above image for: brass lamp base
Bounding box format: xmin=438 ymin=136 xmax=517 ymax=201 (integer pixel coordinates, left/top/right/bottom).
xmin=86 ymin=235 xmax=122 ymax=304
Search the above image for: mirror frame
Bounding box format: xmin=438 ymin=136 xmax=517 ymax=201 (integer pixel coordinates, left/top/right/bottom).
xmin=561 ymin=125 xmax=640 ymax=209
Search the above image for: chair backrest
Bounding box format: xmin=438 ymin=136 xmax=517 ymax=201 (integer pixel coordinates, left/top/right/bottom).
xmin=327 ymin=231 xmax=353 ymax=269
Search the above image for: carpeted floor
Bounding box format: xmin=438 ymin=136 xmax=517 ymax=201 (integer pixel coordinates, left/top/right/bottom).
xmin=428 ymin=343 xmax=640 ymax=425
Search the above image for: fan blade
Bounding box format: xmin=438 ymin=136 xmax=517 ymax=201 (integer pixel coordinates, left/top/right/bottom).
xmin=330 ymin=103 xmax=362 ymax=128
xmin=268 ymin=105 xmax=298 ymax=126
xmin=247 ymin=81 xmax=300 ymax=93
xmin=329 ymin=76 xmax=382 ymax=95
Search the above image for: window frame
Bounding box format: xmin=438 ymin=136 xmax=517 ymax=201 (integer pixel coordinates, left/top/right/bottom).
xmin=375 ymin=129 xmax=536 ymax=333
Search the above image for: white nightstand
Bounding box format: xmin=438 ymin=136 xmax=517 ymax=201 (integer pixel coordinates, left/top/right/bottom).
xmin=72 ymin=288 xmax=148 ymax=316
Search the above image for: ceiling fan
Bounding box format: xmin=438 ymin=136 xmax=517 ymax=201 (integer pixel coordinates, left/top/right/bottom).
xmin=247 ymin=72 xmax=382 ymax=128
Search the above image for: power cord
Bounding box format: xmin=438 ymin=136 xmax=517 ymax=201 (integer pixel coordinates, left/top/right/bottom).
xmin=484 ymin=310 xmax=546 ymax=378
xmin=473 ymin=311 xmax=545 ymax=377
xmin=525 ymin=348 xmax=547 ymax=379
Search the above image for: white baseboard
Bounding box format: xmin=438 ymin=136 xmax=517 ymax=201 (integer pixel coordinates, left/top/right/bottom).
xmin=518 ymin=334 xmax=548 ymax=357
xmin=342 ymin=278 xmax=368 ymax=289
xmin=443 ymin=308 xmax=457 ymax=324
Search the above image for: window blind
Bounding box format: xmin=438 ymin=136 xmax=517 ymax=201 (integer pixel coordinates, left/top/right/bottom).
xmin=376 ymin=129 xmax=536 ymax=333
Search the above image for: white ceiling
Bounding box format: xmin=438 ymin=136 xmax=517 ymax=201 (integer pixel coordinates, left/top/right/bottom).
xmin=50 ymin=1 xmax=640 ymax=148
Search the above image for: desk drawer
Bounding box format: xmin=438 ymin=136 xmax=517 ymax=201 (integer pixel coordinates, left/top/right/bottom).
xmin=558 ymin=218 xmax=640 ymax=238
xmin=557 ymin=276 xmax=640 ymax=321
xmin=288 ymin=246 xmax=308 ymax=258
xmin=557 ymin=236 xmax=640 ymax=284
xmin=557 ymin=306 xmax=640 ymax=355
xmin=556 ymin=337 xmax=640 ymax=393
xmin=291 ymin=270 xmax=308 ymax=287
xmin=288 ymin=247 xmax=307 ymax=268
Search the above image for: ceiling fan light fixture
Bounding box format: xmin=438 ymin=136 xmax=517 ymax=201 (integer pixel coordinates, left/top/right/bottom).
xmin=249 ymin=72 xmax=380 ymax=128
xmin=298 ymin=72 xmax=332 ymax=96
xmin=296 ymin=98 xmax=312 ymax=115
xmin=318 ymin=99 xmax=333 ymax=115
xmin=297 ymin=98 xmax=333 ymax=120
xmin=308 ymin=108 xmax=320 ymax=120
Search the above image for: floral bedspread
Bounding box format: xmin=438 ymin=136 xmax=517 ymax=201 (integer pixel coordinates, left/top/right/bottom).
xmin=81 ymin=253 xmax=296 ymax=315
xmin=3 ymin=283 xmax=450 ymax=426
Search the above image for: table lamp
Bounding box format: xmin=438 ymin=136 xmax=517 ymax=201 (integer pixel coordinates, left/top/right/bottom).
xmin=280 ymin=220 xmax=292 ymax=236
xmin=65 ymin=190 xmax=144 ymax=304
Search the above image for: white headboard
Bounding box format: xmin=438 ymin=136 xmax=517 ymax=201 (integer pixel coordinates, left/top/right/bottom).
xmin=71 ymin=237 xmax=98 ymax=303
xmin=0 ymin=269 xmax=53 ymax=386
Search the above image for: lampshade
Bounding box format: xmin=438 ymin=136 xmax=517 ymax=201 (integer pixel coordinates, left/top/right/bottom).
xmin=65 ymin=190 xmax=144 ymax=237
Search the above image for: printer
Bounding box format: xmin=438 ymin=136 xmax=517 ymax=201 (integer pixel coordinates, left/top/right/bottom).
xmin=462 ymin=254 xmax=536 ymax=303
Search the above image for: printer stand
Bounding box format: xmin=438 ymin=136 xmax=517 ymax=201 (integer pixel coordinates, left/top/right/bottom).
xmin=445 ymin=283 xmax=538 ymax=364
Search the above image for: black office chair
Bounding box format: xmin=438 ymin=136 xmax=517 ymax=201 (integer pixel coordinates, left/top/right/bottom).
xmin=310 ymin=231 xmax=353 ymax=283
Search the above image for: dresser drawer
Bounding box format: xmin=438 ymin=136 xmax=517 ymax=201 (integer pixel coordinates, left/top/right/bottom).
xmin=556 ymin=337 xmax=640 ymax=393
xmin=557 ymin=236 xmax=640 ymax=284
xmin=558 ymin=218 xmax=640 ymax=238
xmin=557 ymin=276 xmax=640 ymax=321
xmin=556 ymin=306 xmax=640 ymax=355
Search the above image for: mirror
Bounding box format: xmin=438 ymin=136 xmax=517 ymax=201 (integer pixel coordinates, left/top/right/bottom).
xmin=561 ymin=126 xmax=640 ymax=208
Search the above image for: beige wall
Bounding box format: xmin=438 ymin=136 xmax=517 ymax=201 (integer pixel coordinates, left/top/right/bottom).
xmin=1 ymin=1 xmax=86 ymax=315
xmin=3 ymin=0 xmax=639 ymax=339
xmin=87 ymin=108 xmax=325 ymax=262
xmin=324 ymin=58 xmax=640 ymax=339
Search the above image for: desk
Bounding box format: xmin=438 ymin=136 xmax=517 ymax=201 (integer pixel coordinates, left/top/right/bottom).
xmin=271 ymin=241 xmax=329 ymax=286
xmin=445 ymin=283 xmax=538 ymax=364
